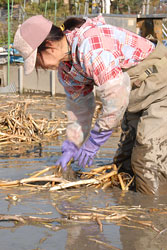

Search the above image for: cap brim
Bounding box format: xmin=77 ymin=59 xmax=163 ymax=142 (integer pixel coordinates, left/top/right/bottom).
xmin=24 ymin=48 xmax=37 ymax=75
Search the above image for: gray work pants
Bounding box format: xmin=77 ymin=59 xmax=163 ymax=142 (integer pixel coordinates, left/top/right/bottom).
xmin=114 ymin=42 xmax=167 ymax=195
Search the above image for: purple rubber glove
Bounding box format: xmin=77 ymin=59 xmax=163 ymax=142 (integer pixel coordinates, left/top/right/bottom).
xmin=56 ymin=140 xmax=78 ymax=170
xmin=74 ymin=126 xmax=112 ymax=168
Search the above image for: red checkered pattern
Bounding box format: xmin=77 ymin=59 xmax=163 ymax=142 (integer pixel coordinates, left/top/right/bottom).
xmin=58 ymin=15 xmax=154 ymax=99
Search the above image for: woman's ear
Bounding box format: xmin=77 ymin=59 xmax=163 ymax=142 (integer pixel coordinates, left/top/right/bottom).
xmin=45 ymin=40 xmax=59 ymax=53
xmin=45 ymin=40 xmax=55 ymax=48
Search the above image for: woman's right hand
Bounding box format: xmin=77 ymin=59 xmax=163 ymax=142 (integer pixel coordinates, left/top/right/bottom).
xmin=56 ymin=140 xmax=78 ymax=170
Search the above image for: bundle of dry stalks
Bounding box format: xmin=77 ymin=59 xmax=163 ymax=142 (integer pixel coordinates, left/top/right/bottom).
xmin=0 ymin=102 xmax=67 ymax=144
xmin=0 ymin=164 xmax=134 ymax=191
xmin=0 ymin=100 xmax=106 ymax=145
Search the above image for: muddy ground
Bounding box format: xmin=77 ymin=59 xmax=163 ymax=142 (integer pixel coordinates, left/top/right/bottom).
xmin=0 ymin=94 xmax=167 ymax=250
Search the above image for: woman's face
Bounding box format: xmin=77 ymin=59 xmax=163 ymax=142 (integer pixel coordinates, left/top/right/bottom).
xmin=37 ymin=38 xmax=70 ymax=70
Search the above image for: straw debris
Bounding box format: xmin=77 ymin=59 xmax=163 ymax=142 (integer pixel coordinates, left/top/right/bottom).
xmin=0 ymin=101 xmax=66 ymax=144
xmin=0 ymin=203 xmax=162 ymax=234
xmin=0 ymin=164 xmax=163 ymax=235
xmin=0 ymin=99 xmax=107 ymax=144
xmin=0 ymin=164 xmax=134 ymax=191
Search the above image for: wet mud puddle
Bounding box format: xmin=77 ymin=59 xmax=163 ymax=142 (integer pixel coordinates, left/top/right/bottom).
xmin=0 ymin=95 xmax=167 ymax=250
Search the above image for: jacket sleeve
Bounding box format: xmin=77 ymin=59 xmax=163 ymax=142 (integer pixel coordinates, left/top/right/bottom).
xmin=78 ymin=43 xmax=131 ymax=131
xmin=65 ymin=92 xmax=96 ymax=146
xmin=95 ymin=72 xmax=131 ymax=131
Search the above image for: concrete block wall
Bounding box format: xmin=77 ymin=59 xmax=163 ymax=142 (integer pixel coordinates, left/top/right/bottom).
xmin=9 ymin=65 xmax=65 ymax=95
xmin=104 ymin=15 xmax=137 ymax=33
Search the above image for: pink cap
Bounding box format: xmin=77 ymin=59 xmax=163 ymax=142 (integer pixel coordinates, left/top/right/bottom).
xmin=13 ymin=15 xmax=52 ymax=74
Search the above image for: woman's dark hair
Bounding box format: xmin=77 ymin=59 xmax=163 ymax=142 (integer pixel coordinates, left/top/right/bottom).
xmin=63 ymin=17 xmax=86 ymax=31
xmin=36 ymin=17 xmax=86 ymax=69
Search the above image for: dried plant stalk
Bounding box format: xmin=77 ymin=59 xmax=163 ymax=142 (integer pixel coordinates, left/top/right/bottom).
xmin=50 ymin=178 xmax=101 ymax=191
xmin=0 ymin=164 xmax=134 ymax=191
xmin=0 ymin=102 xmax=67 ymax=144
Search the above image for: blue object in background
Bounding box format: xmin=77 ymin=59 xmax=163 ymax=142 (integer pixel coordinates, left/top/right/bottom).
xmin=10 ymin=45 xmax=24 ymax=63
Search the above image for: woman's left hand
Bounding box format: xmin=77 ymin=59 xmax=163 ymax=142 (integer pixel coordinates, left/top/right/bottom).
xmin=74 ymin=128 xmax=112 ymax=168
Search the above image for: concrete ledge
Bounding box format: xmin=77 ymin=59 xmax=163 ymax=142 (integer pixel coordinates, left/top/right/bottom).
xmin=1 ymin=65 xmax=65 ymax=95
